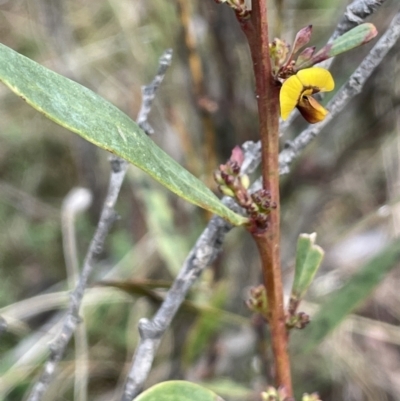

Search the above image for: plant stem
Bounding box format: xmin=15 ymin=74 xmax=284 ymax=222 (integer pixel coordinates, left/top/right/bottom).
xmin=238 ymin=0 xmax=292 ymax=394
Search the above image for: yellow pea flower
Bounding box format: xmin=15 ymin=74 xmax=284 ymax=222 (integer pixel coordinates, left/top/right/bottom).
xmin=279 ymin=67 xmax=334 ymax=124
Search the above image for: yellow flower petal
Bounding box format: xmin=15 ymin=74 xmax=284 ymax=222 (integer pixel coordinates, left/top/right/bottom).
xmin=279 ymin=74 xmax=303 ymax=120
xmin=297 ymin=95 xmax=328 ymax=124
xmin=297 ymin=67 xmax=334 ymax=92
xmin=279 ymin=67 xmax=334 ymax=122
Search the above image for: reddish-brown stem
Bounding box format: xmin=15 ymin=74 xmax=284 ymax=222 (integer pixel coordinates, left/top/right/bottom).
xmin=238 ymin=0 xmax=292 ymax=395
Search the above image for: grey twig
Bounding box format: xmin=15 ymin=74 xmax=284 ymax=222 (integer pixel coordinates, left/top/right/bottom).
xmin=319 ymin=0 xmax=387 ymax=72
xmin=26 ymin=49 xmax=172 ymax=401
xmin=27 ymin=161 xmax=127 ymax=401
xmin=121 ymin=213 xmax=233 ymax=401
xmin=331 ymin=0 xmax=387 ymax=41
xmin=279 ymin=9 xmax=400 ymax=175
xmin=137 ymin=49 xmax=173 ymax=135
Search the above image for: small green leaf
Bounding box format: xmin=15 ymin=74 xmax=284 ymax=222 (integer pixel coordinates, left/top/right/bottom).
xmin=296 ymin=23 xmax=378 ymax=69
xmin=292 ymin=233 xmax=324 ymax=300
xmin=299 ymin=238 xmax=400 ymax=352
xmin=0 ymin=43 xmax=247 ymax=226
xmin=326 ymin=23 xmax=378 ymax=58
xmin=133 ymin=381 xmax=224 ymax=401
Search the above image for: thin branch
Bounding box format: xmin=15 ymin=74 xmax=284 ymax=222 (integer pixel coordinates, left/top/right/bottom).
xmin=121 ymin=211 xmax=234 ymax=401
xmin=26 ymin=49 xmax=172 ymax=401
xmin=27 ymin=161 xmax=126 ymax=401
xmin=137 ymin=49 xmax=173 ymax=135
xmin=239 ymin=0 xmax=291 ymax=392
xmin=331 ymin=0 xmax=387 ymax=41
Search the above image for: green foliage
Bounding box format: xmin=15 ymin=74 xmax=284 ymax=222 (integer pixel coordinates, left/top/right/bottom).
xmin=300 ymin=238 xmax=400 ymax=351
xmin=292 ymin=233 xmax=324 ymax=300
xmin=326 ymin=23 xmax=377 ymax=58
xmin=297 ymin=23 xmax=378 ymax=69
xmin=133 ymin=380 xmax=223 ymax=401
xmin=0 ymin=43 xmax=247 ymax=226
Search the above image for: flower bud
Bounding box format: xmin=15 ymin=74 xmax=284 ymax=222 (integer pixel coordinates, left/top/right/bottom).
xmin=291 ymin=25 xmax=312 ymax=56
xmin=219 ymin=185 xmax=235 ymax=198
xmin=247 ymin=285 xmax=268 ymax=314
xmin=240 ymin=174 xmax=250 ymax=189
xmin=213 ymin=170 xmax=224 ymax=185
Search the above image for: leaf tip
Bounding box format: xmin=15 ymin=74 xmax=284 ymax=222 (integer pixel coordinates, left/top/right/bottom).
xmin=364 ymin=23 xmax=378 ymax=43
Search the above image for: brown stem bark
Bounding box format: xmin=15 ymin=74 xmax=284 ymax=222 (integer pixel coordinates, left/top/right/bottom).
xmin=238 ymin=0 xmax=292 ymax=395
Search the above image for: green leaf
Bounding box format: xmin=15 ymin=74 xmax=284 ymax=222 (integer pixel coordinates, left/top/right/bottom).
xmin=133 ymin=381 xmax=224 ymax=401
xmin=296 ymin=23 xmax=378 ymax=69
xmin=326 ymin=23 xmax=378 ymax=58
xmin=292 ymin=233 xmax=324 ymax=300
xmin=299 ymin=238 xmax=400 ymax=352
xmin=0 ymin=43 xmax=247 ymax=226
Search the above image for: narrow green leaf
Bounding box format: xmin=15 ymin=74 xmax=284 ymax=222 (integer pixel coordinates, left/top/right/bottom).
xmin=326 ymin=23 xmax=378 ymax=58
xmin=296 ymin=23 xmax=378 ymax=69
xmin=292 ymin=233 xmax=324 ymax=300
xmin=0 ymin=43 xmax=247 ymax=226
xmin=299 ymin=238 xmax=400 ymax=352
xmin=133 ymin=381 xmax=224 ymax=401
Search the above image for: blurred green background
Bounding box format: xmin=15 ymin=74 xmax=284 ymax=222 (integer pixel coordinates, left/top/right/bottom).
xmin=1 ymin=0 xmax=400 ymax=400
